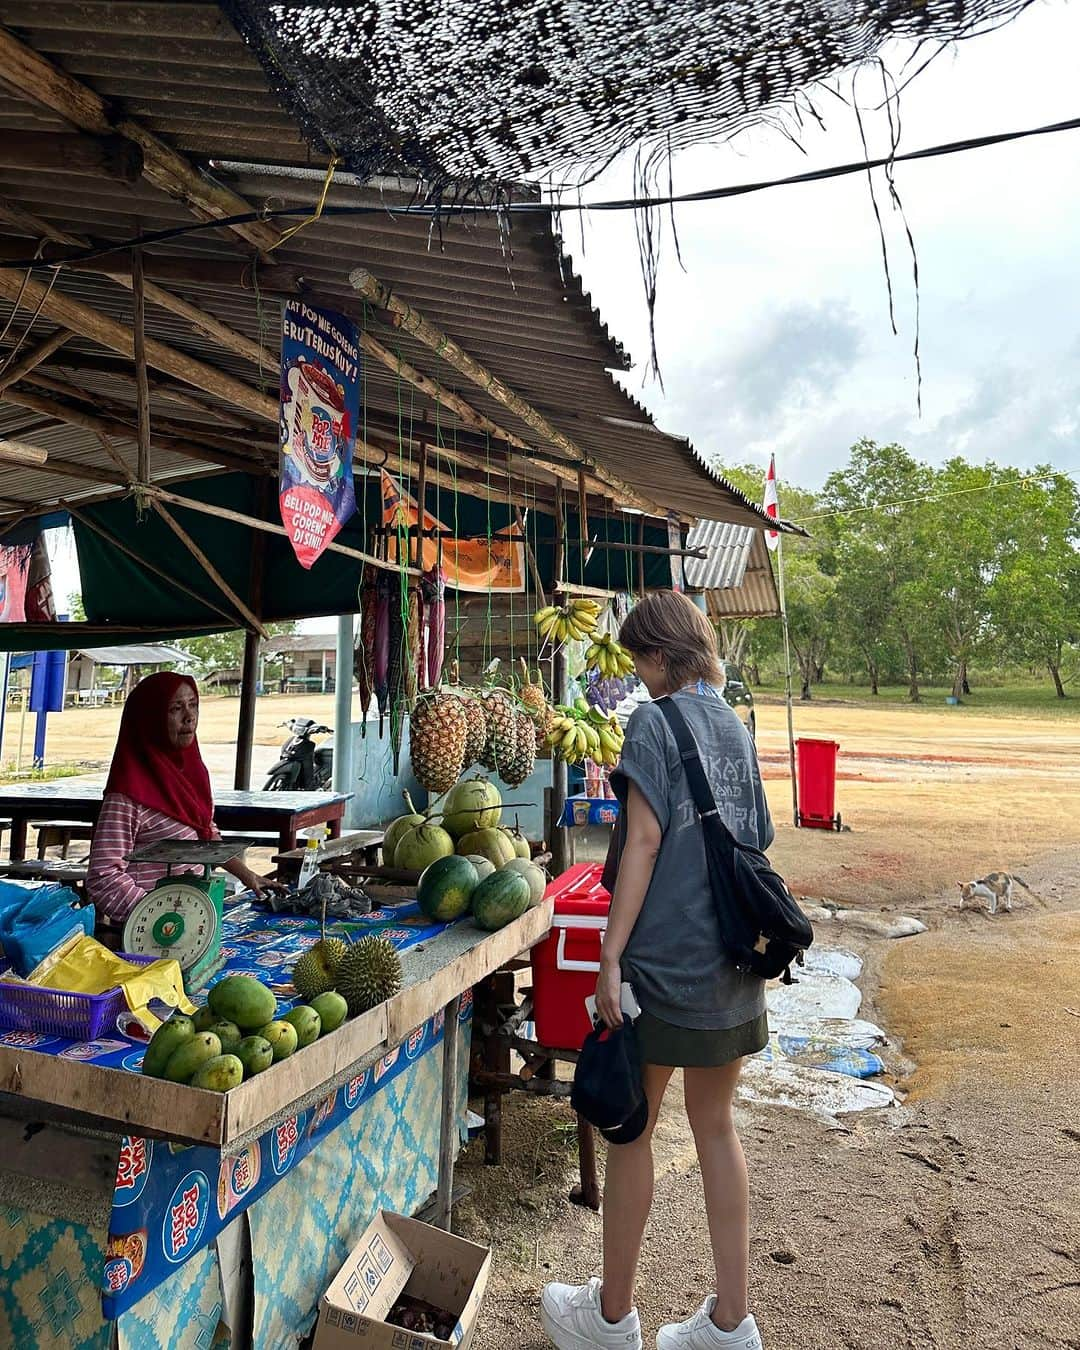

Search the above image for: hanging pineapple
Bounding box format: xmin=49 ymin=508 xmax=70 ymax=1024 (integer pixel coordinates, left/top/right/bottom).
xmin=409 ymin=692 xmax=467 ymax=794
xmin=479 ymin=688 xmax=517 ymax=777
xmin=500 ymin=709 xmax=537 ymax=788
xmin=518 ymin=658 xmax=553 ymax=738
xmin=445 ymin=661 xmax=486 ymax=770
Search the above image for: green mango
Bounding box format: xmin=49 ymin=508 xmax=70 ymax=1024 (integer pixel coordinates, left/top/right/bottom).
xmin=258 ymin=1020 xmax=298 ymax=1061
xmin=204 ymin=1020 xmax=241 ymax=1053
xmin=234 ymin=1036 xmax=274 ymax=1078
xmin=311 ymin=991 xmax=347 ymax=1034
xmin=190 ymin=1054 xmax=243 ymax=1092
xmin=142 ymin=1014 xmax=194 ymax=1078
xmin=283 ymin=1006 xmax=321 ymax=1049
xmin=164 ymin=1032 xmax=221 ymax=1084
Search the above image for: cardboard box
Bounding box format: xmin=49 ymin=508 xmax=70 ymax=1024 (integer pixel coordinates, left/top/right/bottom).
xmin=314 ymin=1211 xmax=492 ymax=1350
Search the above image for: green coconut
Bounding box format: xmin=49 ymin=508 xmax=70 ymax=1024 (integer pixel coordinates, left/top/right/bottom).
xmin=441 ymin=776 xmax=502 ymax=839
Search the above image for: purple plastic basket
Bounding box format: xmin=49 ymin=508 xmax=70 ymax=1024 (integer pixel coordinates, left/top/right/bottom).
xmin=0 ymin=953 xmax=158 ymax=1039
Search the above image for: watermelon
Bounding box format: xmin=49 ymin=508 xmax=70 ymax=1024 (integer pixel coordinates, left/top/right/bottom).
xmin=457 ymin=826 xmax=515 ymax=867
xmin=471 ymin=869 xmax=531 ymax=931
xmin=500 ymin=857 xmax=547 ymax=907
xmin=417 ymin=855 xmax=479 ymax=922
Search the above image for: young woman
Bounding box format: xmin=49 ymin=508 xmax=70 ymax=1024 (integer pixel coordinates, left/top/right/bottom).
xmin=86 ymin=672 xmax=276 ymax=924
xmin=541 ymin=591 xmax=772 ymax=1350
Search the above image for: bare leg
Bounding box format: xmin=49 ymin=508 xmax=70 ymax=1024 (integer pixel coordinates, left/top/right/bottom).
xmin=683 ymin=1059 xmax=750 ymax=1332
xmin=600 ymin=1063 xmax=673 ymax=1323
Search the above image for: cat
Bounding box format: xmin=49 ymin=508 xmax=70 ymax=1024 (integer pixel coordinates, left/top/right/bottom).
xmin=957 ymin=872 xmax=1031 ymax=916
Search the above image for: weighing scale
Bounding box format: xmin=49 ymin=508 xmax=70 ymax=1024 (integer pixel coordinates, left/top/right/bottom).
xmin=121 ymin=838 xmax=264 ymax=993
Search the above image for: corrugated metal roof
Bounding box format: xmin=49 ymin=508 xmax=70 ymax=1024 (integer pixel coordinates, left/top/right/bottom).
xmin=685 ymin=521 xmax=780 ymax=619
xmin=0 ymin=4 xmax=783 ymax=532
xmin=262 ymin=632 xmax=336 ymax=656
xmin=71 ymin=642 xmax=189 ymax=664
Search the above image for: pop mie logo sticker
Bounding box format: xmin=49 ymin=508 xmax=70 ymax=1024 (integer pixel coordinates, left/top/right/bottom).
xmin=113 ymin=1137 xmax=153 ymax=1206
xmin=162 ymin=1171 xmax=209 ymax=1264
xmin=272 ymin=1115 xmax=302 ymax=1175
xmin=344 ymin=1072 xmax=368 ymax=1108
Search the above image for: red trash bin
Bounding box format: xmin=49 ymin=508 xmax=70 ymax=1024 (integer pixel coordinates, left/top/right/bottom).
xmin=796 ymin=737 xmax=840 ymax=830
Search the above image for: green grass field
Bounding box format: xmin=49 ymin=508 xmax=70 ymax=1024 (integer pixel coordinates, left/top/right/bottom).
xmin=752 ymin=678 xmax=1080 ymax=719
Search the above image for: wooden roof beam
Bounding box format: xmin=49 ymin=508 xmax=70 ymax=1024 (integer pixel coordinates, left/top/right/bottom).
xmin=0 ymin=26 xmax=281 ymax=254
xmin=348 ymin=268 xmax=665 ymax=516
xmin=0 ymin=267 xmax=276 ymax=423
xmin=0 ymin=385 xmax=271 ymax=478
xmin=0 ymin=329 xmax=74 ymax=392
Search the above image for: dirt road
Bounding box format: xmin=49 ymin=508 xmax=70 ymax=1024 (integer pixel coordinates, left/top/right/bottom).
xmin=461 ymin=697 xmax=1080 ymax=1350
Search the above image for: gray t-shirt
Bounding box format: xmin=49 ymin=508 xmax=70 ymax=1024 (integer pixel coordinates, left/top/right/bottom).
xmin=608 ymin=689 xmax=773 ymax=1031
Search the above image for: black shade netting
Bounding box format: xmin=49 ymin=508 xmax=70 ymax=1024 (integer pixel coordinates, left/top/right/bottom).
xmin=220 ymin=0 xmax=1033 ymax=189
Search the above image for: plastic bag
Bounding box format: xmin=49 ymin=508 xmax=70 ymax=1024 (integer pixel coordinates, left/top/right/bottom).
xmin=0 ymin=881 xmax=93 ymax=977
xmin=23 ymin=934 xmax=195 ymax=1036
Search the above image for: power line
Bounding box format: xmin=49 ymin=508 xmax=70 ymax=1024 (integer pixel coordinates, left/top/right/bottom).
xmin=1 ymin=114 xmax=1080 ymax=271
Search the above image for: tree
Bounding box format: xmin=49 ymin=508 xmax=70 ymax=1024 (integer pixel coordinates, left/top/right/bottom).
xmin=177 ymin=623 xmax=296 ymax=678
xmin=914 ymin=459 xmax=1017 ymax=701
xmin=990 ymin=469 xmax=1080 ymax=697
xmin=819 ymin=439 xmax=933 ymax=701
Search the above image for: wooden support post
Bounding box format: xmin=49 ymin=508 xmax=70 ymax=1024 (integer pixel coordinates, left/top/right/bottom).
xmin=132 ymin=246 xmax=150 ymax=484
xmin=0 ymin=330 xmax=73 ymax=392
xmin=517 ymin=507 xmax=547 ymax=609
xmin=550 ymin=482 xmax=570 ymax=876
xmin=149 ymin=499 xmax=268 ymax=637
xmin=235 ymin=630 xmax=260 ymax=791
xmin=435 ymin=994 xmax=462 ymax=1231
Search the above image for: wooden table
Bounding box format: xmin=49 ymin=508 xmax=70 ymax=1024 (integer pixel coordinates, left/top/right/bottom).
xmin=0 ymin=784 xmax=350 ymax=861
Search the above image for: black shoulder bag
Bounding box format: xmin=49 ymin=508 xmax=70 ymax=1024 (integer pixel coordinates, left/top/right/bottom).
xmin=655 ymin=696 xmax=812 ymax=983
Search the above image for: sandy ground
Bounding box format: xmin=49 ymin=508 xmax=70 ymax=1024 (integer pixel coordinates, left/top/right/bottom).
xmin=458 ymin=698 xmax=1080 ymax=1350
xmin=6 ymin=693 xmax=1080 ymax=1345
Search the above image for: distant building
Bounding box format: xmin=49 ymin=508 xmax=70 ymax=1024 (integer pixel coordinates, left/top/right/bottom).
xmin=260 ymin=633 xmax=338 ymax=693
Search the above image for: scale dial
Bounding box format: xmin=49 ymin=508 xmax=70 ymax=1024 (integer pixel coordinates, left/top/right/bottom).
xmin=122 ymin=881 xmax=218 ymax=972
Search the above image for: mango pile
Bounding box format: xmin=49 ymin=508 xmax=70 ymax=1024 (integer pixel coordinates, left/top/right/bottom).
xmin=141 ymin=974 xmax=349 ymax=1092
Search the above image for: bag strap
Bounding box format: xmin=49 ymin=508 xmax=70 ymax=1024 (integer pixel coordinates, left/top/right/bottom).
xmin=654 ymin=696 xmax=736 ymax=843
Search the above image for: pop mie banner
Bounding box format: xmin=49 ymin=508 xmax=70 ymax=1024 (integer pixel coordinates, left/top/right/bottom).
xmin=279 ymin=301 xmax=359 ymax=569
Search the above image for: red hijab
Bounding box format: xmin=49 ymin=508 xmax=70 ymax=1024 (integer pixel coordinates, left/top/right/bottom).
xmin=105 ymin=672 xmax=215 ymax=839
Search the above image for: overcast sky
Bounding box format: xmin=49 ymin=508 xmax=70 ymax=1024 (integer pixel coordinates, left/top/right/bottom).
xmin=564 ymin=0 xmax=1080 ymax=496
xmin=50 ymin=3 xmax=1080 ymax=604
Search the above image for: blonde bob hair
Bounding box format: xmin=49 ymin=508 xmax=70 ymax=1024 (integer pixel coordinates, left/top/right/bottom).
xmin=619 ymin=591 xmax=724 ymax=691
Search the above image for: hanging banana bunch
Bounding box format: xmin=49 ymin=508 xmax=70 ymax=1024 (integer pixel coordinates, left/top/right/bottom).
xmin=545 ymin=697 xmax=625 ymax=766
xmin=533 ymin=597 xmax=600 ymax=646
xmin=584 ymin=632 xmax=635 ymax=679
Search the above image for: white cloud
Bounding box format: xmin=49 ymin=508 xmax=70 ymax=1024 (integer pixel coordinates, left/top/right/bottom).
xmin=566 ymin=0 xmax=1080 ymax=490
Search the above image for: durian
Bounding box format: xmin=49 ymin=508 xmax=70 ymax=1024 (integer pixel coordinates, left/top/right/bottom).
xmin=291 ymin=937 xmax=348 ymax=1001
xmin=335 ymin=936 xmax=403 ymax=1016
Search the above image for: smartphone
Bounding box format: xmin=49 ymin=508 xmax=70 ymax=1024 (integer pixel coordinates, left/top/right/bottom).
xmin=585 ymin=982 xmax=642 ymax=1026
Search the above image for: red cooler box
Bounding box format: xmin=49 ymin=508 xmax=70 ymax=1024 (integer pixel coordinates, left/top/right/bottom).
xmin=531 ymin=862 xmax=610 ymax=1050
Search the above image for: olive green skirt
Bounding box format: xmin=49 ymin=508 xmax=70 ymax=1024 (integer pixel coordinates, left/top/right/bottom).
xmin=635 ymin=1010 xmax=769 ymax=1068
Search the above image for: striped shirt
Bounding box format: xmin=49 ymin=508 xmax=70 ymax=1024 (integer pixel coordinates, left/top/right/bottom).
xmin=86 ymin=792 xmax=219 ymax=923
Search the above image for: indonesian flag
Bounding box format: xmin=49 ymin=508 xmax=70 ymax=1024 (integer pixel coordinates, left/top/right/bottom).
xmin=763 ymin=455 xmax=779 ymax=552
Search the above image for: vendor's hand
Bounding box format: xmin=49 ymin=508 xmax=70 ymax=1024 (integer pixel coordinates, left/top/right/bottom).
xmin=595 ymin=957 xmax=623 ymax=1030
xmin=240 ymin=870 xmax=286 ymax=899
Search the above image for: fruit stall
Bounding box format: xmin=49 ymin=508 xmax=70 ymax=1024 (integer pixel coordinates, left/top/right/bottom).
xmin=0 ymin=859 xmax=552 ymax=1348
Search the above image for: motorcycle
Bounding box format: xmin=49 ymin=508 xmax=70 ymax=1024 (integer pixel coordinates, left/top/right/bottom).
xmin=263 ymin=718 xmax=334 ymax=791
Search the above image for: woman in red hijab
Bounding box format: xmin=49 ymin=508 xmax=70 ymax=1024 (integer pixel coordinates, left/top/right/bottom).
xmin=87 ymin=673 xmax=274 ymax=924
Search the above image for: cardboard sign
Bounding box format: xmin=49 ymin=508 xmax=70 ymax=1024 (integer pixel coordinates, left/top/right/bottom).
xmin=279 ymin=301 xmax=359 ymax=568
xmin=316 ymin=1211 xmax=492 ymax=1350
xmin=381 ymin=471 xmax=524 ymax=593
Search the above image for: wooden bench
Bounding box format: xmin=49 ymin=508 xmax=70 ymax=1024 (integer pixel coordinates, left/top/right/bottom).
xmin=271 ymin=829 xmax=384 ymax=882
xmin=0 ymin=858 xmax=90 ymax=888
xmin=32 ymin=821 xmax=95 ymax=860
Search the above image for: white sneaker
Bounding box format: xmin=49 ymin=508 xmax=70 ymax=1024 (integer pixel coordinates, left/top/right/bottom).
xmin=540 ymin=1277 xmax=643 ymax=1350
xmin=656 ymin=1299 xmax=762 ymax=1349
